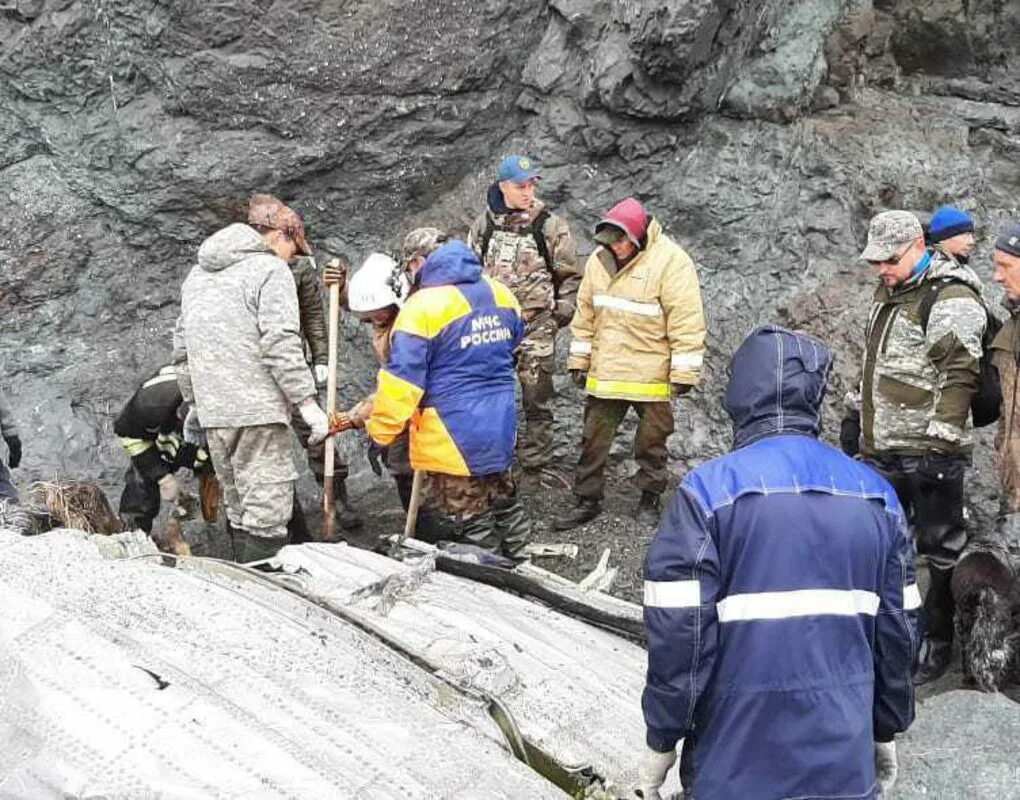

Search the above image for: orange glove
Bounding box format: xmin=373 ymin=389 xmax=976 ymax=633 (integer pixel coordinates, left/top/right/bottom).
xmin=328 ymin=411 xmax=355 ymax=434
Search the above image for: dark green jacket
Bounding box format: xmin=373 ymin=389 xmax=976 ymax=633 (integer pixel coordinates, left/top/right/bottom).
xmin=291 ymin=256 xmax=328 ymax=366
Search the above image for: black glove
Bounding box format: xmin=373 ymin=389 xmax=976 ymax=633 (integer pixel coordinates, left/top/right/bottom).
xmin=839 ymin=412 xmax=861 ymax=458
xmin=367 ymin=440 xmax=384 ymax=477
xmin=4 ymin=435 xmax=20 ymax=469
xmin=570 ymin=370 xmax=587 ymax=390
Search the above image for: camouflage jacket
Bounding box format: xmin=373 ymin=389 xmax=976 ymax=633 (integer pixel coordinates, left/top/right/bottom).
xmin=290 ymin=256 xmax=328 ymax=367
xmin=855 ymin=251 xmax=986 ymax=457
xmin=991 ymin=310 xmax=1020 ymax=510
xmin=173 ymin=224 xmax=316 ymax=428
xmin=467 ymin=187 xmax=579 ymax=328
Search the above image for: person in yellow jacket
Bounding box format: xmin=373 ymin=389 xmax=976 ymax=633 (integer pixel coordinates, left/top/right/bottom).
xmin=555 ymin=198 xmax=706 ymax=530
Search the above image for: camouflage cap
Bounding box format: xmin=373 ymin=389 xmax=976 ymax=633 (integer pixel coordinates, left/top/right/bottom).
xmin=247 ymin=194 xmax=312 ymax=256
xmin=859 ymin=210 xmax=924 ymax=262
xmin=401 ymin=227 xmax=446 ymax=262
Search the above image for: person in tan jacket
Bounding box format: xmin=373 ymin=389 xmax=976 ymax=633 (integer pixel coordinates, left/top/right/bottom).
xmin=555 ymin=198 xmax=706 ymax=530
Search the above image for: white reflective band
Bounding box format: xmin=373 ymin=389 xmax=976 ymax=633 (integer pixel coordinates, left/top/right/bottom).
xmin=903 ymin=584 xmax=921 ymax=611
xmin=569 ymin=340 xmax=592 ymax=356
xmin=593 ymin=295 xmax=662 ymax=318
xmin=141 ymin=372 xmax=180 ymax=390
xmin=644 ymin=580 xmax=700 ymax=609
xmin=716 ymin=589 xmax=880 ymax=622
xmin=670 ymin=352 xmax=704 ymax=371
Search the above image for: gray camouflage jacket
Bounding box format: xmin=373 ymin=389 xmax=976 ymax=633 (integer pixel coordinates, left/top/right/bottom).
xmin=853 ymin=250 xmax=986 ymax=457
xmin=173 ymin=223 xmax=316 ymax=428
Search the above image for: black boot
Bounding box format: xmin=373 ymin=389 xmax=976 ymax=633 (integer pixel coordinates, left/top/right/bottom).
xmin=915 ymin=564 xmax=955 ymax=685
xmin=237 ymin=531 xmax=288 ymax=564
xmin=334 ymin=479 xmax=363 ymax=530
xmin=636 ymin=491 xmax=662 ymax=528
xmin=416 ymin=504 xmax=458 ymax=544
xmin=553 ymin=496 xmax=601 ymax=531
xmin=287 ymin=491 xmax=311 ymax=544
xmin=394 ymin=473 xmax=414 ymax=512
xmin=493 ymin=498 xmax=533 ymax=560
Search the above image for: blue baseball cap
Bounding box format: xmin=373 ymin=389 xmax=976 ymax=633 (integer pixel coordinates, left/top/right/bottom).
xmin=496 ymin=155 xmax=541 ymax=183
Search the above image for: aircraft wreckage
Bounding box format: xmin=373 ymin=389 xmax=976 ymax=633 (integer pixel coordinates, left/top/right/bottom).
xmin=0 ymin=527 xmax=682 ymax=799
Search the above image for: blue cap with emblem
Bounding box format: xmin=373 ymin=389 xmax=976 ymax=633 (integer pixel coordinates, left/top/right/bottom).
xmin=496 ymin=155 xmax=542 ymax=183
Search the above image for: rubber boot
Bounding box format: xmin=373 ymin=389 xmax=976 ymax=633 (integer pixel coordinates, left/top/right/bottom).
xmin=225 ymin=519 xmax=245 ymax=562
xmin=287 ymin=490 xmax=311 ymax=544
xmin=459 ymin=509 xmax=500 ymax=554
xmin=914 ymin=564 xmax=955 ymax=685
xmin=553 ymin=496 xmax=601 ymax=531
xmin=636 ymin=491 xmax=663 ymax=529
xmin=415 ymin=505 xmax=458 ymax=544
xmin=334 ymin=479 xmax=363 ymax=530
xmin=492 ymin=498 xmax=533 ymax=561
xmin=236 ymin=531 xmax=288 ymax=565
xmin=394 ymin=473 xmax=414 ymax=512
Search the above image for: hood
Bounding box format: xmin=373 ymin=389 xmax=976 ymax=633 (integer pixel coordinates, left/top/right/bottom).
xmin=925 ymin=249 xmax=983 ymax=294
xmin=598 ymin=198 xmax=650 ymax=247
xmin=724 ymin=325 xmax=832 ymax=450
xmin=485 ymin=184 xmax=544 ymax=220
xmin=197 ymin=223 xmax=273 ymax=273
xmin=419 ymin=240 xmax=482 ymax=288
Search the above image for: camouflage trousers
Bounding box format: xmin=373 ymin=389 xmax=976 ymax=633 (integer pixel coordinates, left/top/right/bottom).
xmin=205 ymin=423 xmax=296 ymax=540
xmin=574 ymin=397 xmax=675 ymax=500
xmin=516 ymin=317 xmax=556 ymax=471
xmin=425 ymin=471 xmax=516 ymax=517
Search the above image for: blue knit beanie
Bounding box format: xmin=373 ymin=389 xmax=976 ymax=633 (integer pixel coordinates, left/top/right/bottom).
xmin=929 ymin=206 xmax=974 ymax=242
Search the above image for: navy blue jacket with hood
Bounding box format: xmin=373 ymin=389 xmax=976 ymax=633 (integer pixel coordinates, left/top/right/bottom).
xmin=642 ymin=326 xmax=919 ymax=800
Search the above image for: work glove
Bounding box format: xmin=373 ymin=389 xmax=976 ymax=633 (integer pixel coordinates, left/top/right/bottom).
xmin=671 ymin=383 xmax=692 ymax=397
xmin=637 ymin=746 xmax=677 ymax=800
xmin=875 ymin=740 xmax=898 ymax=797
xmin=182 ymin=407 xmax=203 ymax=446
xmin=3 ymin=434 xmax=21 ymax=469
xmin=367 ymin=440 xmax=384 ymax=477
xmin=570 ymin=369 xmax=587 ymax=390
xmin=321 ymin=257 xmax=348 ymax=290
xmin=329 ymin=411 xmax=355 ymax=434
xmin=840 ymin=411 xmax=861 ymax=457
xmin=158 ymin=473 xmax=181 ymax=504
xmin=314 ymin=364 xmax=329 ymax=387
xmin=298 ymin=398 xmax=331 ymax=446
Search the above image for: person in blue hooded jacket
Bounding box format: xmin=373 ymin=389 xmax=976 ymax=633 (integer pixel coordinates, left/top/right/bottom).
xmin=639 ymin=326 xmax=919 ymax=800
xmin=366 ymin=239 xmax=532 ymax=557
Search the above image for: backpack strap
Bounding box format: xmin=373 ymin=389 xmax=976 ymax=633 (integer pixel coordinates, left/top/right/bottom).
xmin=918 ymin=277 xmax=981 ymax=333
xmin=479 ymin=214 xmax=496 ymax=262
xmin=531 ymin=209 xmax=553 ymax=272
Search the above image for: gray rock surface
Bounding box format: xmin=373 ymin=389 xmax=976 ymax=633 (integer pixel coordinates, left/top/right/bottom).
xmin=0 ymin=0 xmax=1018 ymax=534
xmin=897 ymin=690 xmax=1020 ymax=799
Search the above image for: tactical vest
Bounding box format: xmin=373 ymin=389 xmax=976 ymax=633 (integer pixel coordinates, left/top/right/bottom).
xmin=479 ymin=210 xmax=554 ymax=319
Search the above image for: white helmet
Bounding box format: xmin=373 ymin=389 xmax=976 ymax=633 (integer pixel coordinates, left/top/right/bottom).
xmin=348 ymin=252 xmax=409 ymax=312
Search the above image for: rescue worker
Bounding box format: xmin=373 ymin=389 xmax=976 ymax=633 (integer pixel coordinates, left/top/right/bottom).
xmin=173 ymin=220 xmax=331 ymax=563
xmin=841 ymin=209 xmax=987 ymax=685
xmin=467 ymin=155 xmax=580 ymax=480
xmin=640 ymin=326 xmax=918 ymax=800
xmin=556 ymin=198 xmax=706 ymax=530
xmin=365 ymin=239 xmax=531 ymax=557
xmin=247 ymin=195 xmax=361 ymax=530
xmin=928 ymin=205 xmax=976 ymax=264
xmin=0 ymin=387 xmax=21 ymax=502
xmin=325 ymin=228 xmax=446 ymax=509
xmin=114 ymin=365 xmax=213 ymax=533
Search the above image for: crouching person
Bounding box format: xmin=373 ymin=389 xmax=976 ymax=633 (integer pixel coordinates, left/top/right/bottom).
xmin=174 ymin=222 xmax=331 ymax=563
xmin=640 ymin=327 xmax=918 ymax=800
xmin=366 ymin=240 xmax=532 ymax=559
xmin=114 ymin=365 xmax=214 ymax=533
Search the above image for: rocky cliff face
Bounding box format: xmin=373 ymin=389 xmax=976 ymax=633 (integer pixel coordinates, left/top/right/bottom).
xmin=1 ymin=0 xmax=1018 ymax=505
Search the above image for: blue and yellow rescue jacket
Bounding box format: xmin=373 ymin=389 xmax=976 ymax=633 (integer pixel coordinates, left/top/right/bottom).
xmin=366 ymin=241 xmax=524 ymax=476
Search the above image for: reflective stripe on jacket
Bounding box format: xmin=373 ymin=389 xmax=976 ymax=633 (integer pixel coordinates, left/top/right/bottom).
xmin=568 ymin=220 xmax=706 ymax=401
xmin=366 ymin=241 xmax=524 ymax=476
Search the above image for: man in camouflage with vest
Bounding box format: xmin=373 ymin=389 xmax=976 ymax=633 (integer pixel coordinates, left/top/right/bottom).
xmin=841 ymin=209 xmax=987 ymax=685
xmin=468 ymin=156 xmax=580 ymax=479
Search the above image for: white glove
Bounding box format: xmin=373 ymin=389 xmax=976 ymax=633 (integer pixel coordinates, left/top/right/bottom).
xmin=182 ymin=406 xmax=203 ymax=445
xmin=313 ymin=364 xmax=329 ymax=387
xmin=298 ymin=398 xmax=330 ymax=445
xmin=875 ymin=740 xmax=898 ymax=797
xmin=158 ymin=473 xmax=181 ymax=503
xmin=638 ymin=746 xmax=677 ymax=800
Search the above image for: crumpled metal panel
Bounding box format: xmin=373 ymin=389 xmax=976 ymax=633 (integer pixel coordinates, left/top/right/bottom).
xmin=268 ymin=542 xmax=681 ymax=798
xmin=0 ymin=529 xmax=566 ymax=799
